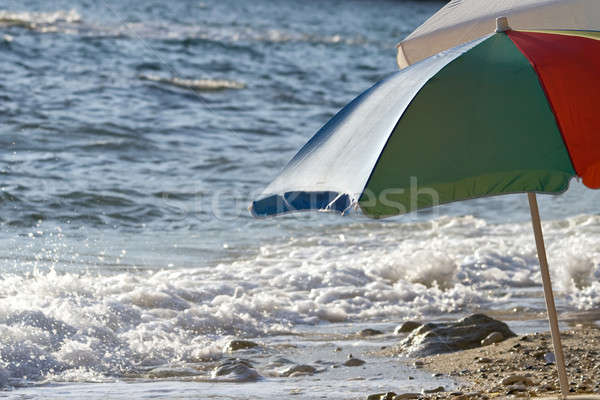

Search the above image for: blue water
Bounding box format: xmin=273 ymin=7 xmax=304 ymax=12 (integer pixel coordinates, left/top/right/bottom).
xmin=0 ymin=0 xmax=448 ymax=266
xmin=1 ymin=0 xmax=600 ymax=398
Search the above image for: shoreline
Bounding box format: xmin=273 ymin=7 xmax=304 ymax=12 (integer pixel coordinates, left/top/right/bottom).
xmin=383 ymin=326 xmax=600 ymax=399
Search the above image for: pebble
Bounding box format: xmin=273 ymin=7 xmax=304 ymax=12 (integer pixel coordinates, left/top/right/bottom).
xmin=539 ymin=383 xmax=555 ymax=391
xmin=393 ymin=393 xmax=420 ymax=399
xmin=360 ymin=328 xmax=384 ymax=337
xmin=226 ymin=340 xmax=259 ymax=352
xmin=506 ymin=384 xmax=528 ymax=395
xmin=501 ymin=374 xmax=534 ymax=386
xmin=414 ymin=360 xmax=424 ymax=368
xmin=280 ymin=364 xmax=317 ymax=377
xmin=264 ymin=357 xmax=293 ymax=369
xmin=344 ymin=357 xmax=366 ymax=367
xmin=366 ymin=393 xmax=398 ymax=400
xmin=423 ymin=386 xmax=445 ymax=393
xmin=395 ymin=321 xmax=421 ymax=334
xmin=212 ymin=359 xmax=261 ymax=382
xmin=481 ymin=332 xmax=504 ymax=346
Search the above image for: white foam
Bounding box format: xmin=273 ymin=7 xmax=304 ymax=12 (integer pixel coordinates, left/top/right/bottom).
xmin=1 ymin=214 xmax=599 ymax=384
xmin=0 ymin=9 xmax=81 ymax=31
xmin=0 ymin=9 xmax=367 ymax=47
xmin=139 ymin=74 xmax=245 ymax=91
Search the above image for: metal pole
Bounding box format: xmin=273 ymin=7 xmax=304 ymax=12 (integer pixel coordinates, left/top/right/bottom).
xmin=527 ymin=192 xmax=569 ymax=399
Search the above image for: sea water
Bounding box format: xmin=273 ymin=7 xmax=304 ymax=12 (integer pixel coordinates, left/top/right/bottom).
xmin=1 ymin=0 xmax=599 ymax=398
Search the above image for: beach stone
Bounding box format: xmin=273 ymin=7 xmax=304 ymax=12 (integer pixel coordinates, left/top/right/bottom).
xmin=544 ymin=352 xmax=556 ymax=364
xmin=506 ymin=384 xmax=528 ymax=395
xmin=397 ymin=314 xmax=516 ymax=357
xmin=395 ymin=321 xmax=421 ymax=334
xmin=366 ymin=392 xmax=396 ymax=400
xmin=481 ymin=332 xmax=504 ymax=346
xmin=393 ymin=393 xmax=420 ymax=399
xmin=280 ymin=364 xmax=316 ymax=377
xmin=423 ymin=386 xmax=445 ymax=393
xmin=264 ymin=357 xmax=293 ymax=369
xmin=226 ymin=340 xmax=259 ymax=352
xmin=344 ymin=357 xmax=366 ymax=367
xmin=360 ymin=328 xmax=384 ymax=337
xmin=212 ymin=359 xmax=261 ymax=382
xmin=501 ymin=374 xmax=534 ymax=386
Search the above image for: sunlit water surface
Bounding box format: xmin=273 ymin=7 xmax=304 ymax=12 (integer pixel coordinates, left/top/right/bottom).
xmin=1 ymin=0 xmax=599 ymax=398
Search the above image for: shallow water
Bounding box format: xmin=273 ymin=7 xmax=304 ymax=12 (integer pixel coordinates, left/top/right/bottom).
xmin=1 ymin=0 xmax=600 ymax=398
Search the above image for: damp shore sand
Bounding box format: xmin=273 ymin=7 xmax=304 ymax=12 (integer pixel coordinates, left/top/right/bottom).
xmin=376 ymin=327 xmax=600 ymax=399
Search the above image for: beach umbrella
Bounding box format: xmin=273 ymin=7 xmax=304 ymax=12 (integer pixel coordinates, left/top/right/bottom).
xmin=396 ymin=0 xmax=600 ymax=68
xmin=251 ymin=18 xmax=600 ymax=399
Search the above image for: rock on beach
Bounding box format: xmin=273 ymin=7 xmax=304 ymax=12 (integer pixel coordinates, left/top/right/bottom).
xmin=396 ymin=314 xmax=515 ymax=357
xmin=395 ymin=321 xmax=421 ymax=335
xmin=393 ymin=328 xmax=600 ymax=399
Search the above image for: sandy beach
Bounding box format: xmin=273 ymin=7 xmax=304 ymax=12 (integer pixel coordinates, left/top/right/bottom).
xmin=377 ymin=326 xmax=600 ymax=399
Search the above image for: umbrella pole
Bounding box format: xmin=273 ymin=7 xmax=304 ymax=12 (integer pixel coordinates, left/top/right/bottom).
xmin=527 ymin=192 xmax=569 ymax=399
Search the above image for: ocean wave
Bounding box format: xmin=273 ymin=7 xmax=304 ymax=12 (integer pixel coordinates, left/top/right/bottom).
xmin=102 ymin=22 xmax=367 ymax=46
xmin=0 ymin=9 xmax=81 ymax=32
xmin=229 ymin=28 xmax=367 ymax=45
xmin=2 ymin=214 xmax=599 ymax=384
xmin=139 ymin=74 xmax=245 ymax=91
xmin=0 ymin=10 xmax=366 ymax=47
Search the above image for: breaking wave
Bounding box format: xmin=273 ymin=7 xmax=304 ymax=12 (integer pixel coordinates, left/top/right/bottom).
xmin=139 ymin=74 xmax=245 ymax=91
xmin=0 ymin=9 xmax=81 ymax=32
xmin=0 ymin=8 xmax=366 ymax=47
xmin=1 ymin=214 xmax=599 ymax=386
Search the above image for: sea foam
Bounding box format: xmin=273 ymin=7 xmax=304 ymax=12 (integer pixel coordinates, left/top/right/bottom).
xmin=139 ymin=74 xmax=245 ymax=91
xmin=1 ymin=214 xmax=599 ymax=385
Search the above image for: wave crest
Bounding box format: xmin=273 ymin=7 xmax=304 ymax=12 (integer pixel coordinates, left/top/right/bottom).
xmin=139 ymin=74 xmax=245 ymax=91
xmin=0 ymin=9 xmax=81 ymax=32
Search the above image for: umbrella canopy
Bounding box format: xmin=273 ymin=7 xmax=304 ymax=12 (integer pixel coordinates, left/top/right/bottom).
xmin=396 ymin=0 xmax=600 ymax=68
xmin=251 ymin=19 xmax=600 ymax=399
xmin=251 ymin=27 xmax=600 ymax=219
